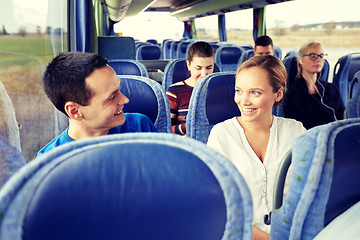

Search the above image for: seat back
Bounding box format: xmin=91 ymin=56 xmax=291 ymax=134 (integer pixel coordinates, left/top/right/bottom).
xmin=146 ymin=39 xmax=159 ymax=45
xmin=284 ymin=49 xmax=298 ymax=59
xmin=333 ymin=53 xmax=360 ymax=104
xmin=238 ymin=46 xmax=283 ymax=66
xmin=282 ymin=55 xmax=330 ymax=86
xmin=214 ymin=45 xmax=244 ymax=72
xmin=187 ymin=72 xmax=240 ymax=143
xmin=269 ymin=119 xmax=360 ymax=240
xmin=136 ymin=44 xmax=161 ymax=60
xmin=98 ymin=36 xmax=135 ymax=60
xmin=210 ymin=42 xmax=220 ymax=55
xmin=0 ymin=134 xmax=26 ymax=189
xmin=238 ymin=49 xmax=254 ymax=66
xmin=170 ymin=41 xmax=181 ymax=59
xmin=274 ymin=46 xmax=283 ymax=60
xmin=0 ymin=133 xmax=253 ymax=240
xmin=108 ymin=59 xmax=149 ymax=77
xmin=238 ymin=44 xmax=253 ymax=51
xmin=176 ymin=40 xmax=194 ymax=59
xmin=119 ymin=75 xmax=171 ymax=133
xmin=162 ymin=59 xmax=191 ymax=91
xmin=346 ymin=70 xmax=360 ymax=118
xmin=0 ymin=81 xmax=21 ymax=151
xmin=164 ymin=39 xmax=174 ymax=59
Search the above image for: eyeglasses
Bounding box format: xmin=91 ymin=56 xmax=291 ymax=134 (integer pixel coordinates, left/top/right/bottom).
xmin=302 ymin=53 xmax=328 ymax=60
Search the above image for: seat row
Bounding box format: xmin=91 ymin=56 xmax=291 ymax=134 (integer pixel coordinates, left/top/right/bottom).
xmin=0 ymin=118 xmax=359 ymax=239
xmin=103 ymin=52 xmax=360 ymax=142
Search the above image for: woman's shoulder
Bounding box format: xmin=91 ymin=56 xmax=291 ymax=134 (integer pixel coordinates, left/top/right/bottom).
xmin=211 ymin=117 xmax=238 ymax=131
xmin=275 ymin=116 xmax=306 ymax=131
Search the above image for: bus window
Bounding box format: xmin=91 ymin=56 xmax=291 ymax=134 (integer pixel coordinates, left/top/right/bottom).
xmin=0 ymin=0 xmax=68 ymax=161
xmin=266 ymin=0 xmax=360 ymax=81
xmin=113 ymin=12 xmax=183 ymax=43
xmin=194 ymin=15 xmax=219 ymax=42
xmin=226 ymin=9 xmax=253 ymax=45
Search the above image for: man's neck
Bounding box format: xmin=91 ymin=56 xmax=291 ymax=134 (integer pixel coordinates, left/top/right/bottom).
xmin=67 ymin=121 xmax=109 ymax=140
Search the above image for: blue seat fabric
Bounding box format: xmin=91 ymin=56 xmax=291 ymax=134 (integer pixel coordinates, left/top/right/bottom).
xmin=333 ymin=53 xmax=360 ymax=104
xmin=269 ymin=119 xmax=360 ymax=240
xmin=0 ymin=133 xmax=253 ymax=240
xmin=324 ymin=124 xmax=360 ymax=225
xmin=136 ymin=44 xmax=161 ymax=60
xmin=108 ymin=59 xmax=148 ymax=77
xmin=187 ymin=72 xmax=240 ymax=143
xmin=119 ymin=75 xmax=171 ymax=133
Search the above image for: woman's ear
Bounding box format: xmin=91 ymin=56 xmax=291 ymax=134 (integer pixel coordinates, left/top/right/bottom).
xmin=64 ymin=101 xmax=83 ymax=120
xmin=275 ymin=87 xmax=284 ymax=102
xmin=186 ymin=60 xmax=191 ymax=71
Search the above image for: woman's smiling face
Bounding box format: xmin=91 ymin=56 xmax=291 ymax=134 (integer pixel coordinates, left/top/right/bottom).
xmin=234 ymin=66 xmax=282 ymax=123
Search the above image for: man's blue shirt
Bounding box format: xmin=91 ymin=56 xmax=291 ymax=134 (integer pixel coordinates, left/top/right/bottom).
xmin=37 ymin=113 xmax=157 ymax=157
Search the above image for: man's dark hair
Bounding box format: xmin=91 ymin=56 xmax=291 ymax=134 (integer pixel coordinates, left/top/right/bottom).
xmin=43 ymin=52 xmax=108 ymax=116
xmin=255 ymin=35 xmax=273 ymax=48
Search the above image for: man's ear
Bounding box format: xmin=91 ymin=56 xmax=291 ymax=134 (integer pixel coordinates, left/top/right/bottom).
xmin=64 ymin=101 xmax=83 ymax=120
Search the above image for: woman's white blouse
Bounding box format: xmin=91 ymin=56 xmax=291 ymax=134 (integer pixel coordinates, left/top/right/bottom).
xmin=207 ymin=116 xmax=306 ymax=233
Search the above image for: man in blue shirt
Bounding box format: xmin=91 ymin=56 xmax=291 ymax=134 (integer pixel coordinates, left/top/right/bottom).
xmin=37 ymin=52 xmax=156 ymax=157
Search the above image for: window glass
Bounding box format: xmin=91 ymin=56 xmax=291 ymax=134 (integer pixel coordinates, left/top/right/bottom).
xmin=194 ymin=15 xmax=219 ymax=41
xmin=114 ymin=12 xmax=183 ymax=43
xmin=0 ymin=0 xmax=68 ymax=161
xmin=226 ymin=9 xmax=253 ymax=45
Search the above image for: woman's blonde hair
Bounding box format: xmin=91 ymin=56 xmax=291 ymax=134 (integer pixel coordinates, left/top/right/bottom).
xmin=236 ymin=55 xmax=287 ymax=107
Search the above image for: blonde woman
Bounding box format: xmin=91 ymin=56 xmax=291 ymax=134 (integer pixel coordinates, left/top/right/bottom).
xmin=207 ymin=55 xmax=306 ymax=239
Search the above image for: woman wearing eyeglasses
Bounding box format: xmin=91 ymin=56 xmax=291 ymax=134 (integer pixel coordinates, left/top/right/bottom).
xmin=283 ymin=42 xmax=345 ymax=129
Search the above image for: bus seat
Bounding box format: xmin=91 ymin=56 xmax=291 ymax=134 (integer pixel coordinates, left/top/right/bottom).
xmin=274 ymin=46 xmax=283 ymax=60
xmin=0 ymin=81 xmax=21 ymax=151
xmin=210 ymin=42 xmax=220 ymax=55
xmin=170 ymin=41 xmax=181 ymax=59
xmin=0 ymin=133 xmax=253 ymax=240
xmin=162 ymin=59 xmax=190 ymax=91
xmin=146 ymin=39 xmax=159 ymax=45
xmin=177 ymin=40 xmax=194 ymax=59
xmin=108 ymin=59 xmax=149 ymax=77
xmin=238 ymin=44 xmax=253 ymax=51
xmin=345 ymin=70 xmax=360 ymax=118
xmin=119 ymin=75 xmax=171 ymax=133
xmin=282 ymin=55 xmax=330 ymax=86
xmin=162 ymin=59 xmax=220 ymax=91
xmin=136 ymin=44 xmax=161 ymax=60
xmin=215 ymin=45 xmax=244 ymax=72
xmin=313 ymin=201 xmax=360 ymax=240
xmin=98 ymin=36 xmax=136 ymax=60
xmin=333 ymin=53 xmax=360 ymax=105
xmin=0 ymin=134 xmax=26 ymax=188
xmin=269 ymin=119 xmax=360 ymax=240
xmin=187 ymin=72 xmax=240 ymax=143
xmin=238 ymin=49 xmax=254 ymax=66
xmin=284 ymin=49 xmax=298 ymax=59
xmin=164 ymin=39 xmax=174 ymax=59
xmin=238 ymin=46 xmax=283 ymax=66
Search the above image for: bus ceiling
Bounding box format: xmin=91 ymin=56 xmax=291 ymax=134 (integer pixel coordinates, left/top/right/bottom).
xmin=103 ymin=0 xmax=295 ymax=22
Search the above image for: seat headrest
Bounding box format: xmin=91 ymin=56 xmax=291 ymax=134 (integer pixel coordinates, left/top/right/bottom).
xmin=22 ymin=140 xmax=227 ymax=240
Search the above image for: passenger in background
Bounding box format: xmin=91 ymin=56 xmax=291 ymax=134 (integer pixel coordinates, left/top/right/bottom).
xmin=166 ymin=41 xmax=214 ymax=135
xmin=283 ymin=42 xmax=345 ymax=129
xmin=37 ymin=52 xmax=157 ymax=157
xmin=207 ymin=55 xmax=306 ymax=239
xmin=254 ymin=35 xmax=275 ymax=56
